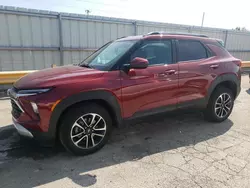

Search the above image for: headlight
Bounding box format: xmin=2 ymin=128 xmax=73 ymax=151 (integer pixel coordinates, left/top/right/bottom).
xmin=17 ymin=88 xmax=52 ymax=97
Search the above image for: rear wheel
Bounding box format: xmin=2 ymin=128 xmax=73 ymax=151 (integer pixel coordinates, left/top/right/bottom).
xmin=204 ymin=87 xmax=234 ymax=122
xmin=59 ymin=103 xmax=112 ymax=155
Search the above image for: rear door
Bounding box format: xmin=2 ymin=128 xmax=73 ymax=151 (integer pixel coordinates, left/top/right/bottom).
xmin=121 ymin=39 xmax=179 ymax=118
xmin=176 ymin=39 xmax=213 ymax=107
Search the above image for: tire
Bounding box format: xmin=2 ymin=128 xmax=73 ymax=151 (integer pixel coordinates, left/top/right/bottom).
xmin=59 ymin=103 xmax=112 ymax=155
xmin=204 ymin=86 xmax=234 ymax=122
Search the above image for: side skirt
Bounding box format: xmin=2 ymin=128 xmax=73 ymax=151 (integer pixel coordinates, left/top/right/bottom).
xmin=123 ymin=98 xmax=207 ymax=124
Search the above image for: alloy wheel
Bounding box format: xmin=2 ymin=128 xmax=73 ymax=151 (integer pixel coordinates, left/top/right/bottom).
xmin=70 ymin=113 xmax=107 ymax=149
xmin=214 ymin=93 xmax=232 ymax=118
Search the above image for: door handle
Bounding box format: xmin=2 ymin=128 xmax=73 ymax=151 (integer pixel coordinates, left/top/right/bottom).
xmin=165 ymin=69 xmax=176 ymax=75
xmin=210 ymin=64 xmax=219 ymax=69
xmin=157 ymin=70 xmax=176 ymax=77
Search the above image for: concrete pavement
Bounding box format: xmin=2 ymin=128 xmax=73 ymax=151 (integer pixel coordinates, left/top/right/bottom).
xmin=0 ymin=75 xmax=250 ymax=188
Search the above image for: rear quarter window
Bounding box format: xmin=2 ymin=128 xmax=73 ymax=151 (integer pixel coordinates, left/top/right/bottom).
xmin=206 ymin=43 xmax=231 ymax=57
xmin=177 ymin=40 xmax=208 ymax=62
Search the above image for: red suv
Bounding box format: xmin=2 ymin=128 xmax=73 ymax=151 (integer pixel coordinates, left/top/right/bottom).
xmin=8 ymin=32 xmax=241 ymax=155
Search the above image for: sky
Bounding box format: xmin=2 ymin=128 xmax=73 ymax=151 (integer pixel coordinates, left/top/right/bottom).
xmin=0 ymin=0 xmax=249 ymax=30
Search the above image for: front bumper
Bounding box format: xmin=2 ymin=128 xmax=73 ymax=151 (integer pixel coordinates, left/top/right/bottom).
xmin=8 ymin=87 xmax=56 ymax=146
xmin=12 ymin=118 xmax=55 ymax=146
xmin=13 ymin=118 xmax=33 ymax=138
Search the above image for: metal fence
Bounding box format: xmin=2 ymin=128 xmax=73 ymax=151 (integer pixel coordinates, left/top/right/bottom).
xmin=1 ymin=6 xmax=250 ymax=71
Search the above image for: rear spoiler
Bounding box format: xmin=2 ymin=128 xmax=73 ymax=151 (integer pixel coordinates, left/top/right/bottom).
xmin=210 ymin=38 xmax=225 ymax=47
xmin=215 ymin=39 xmax=225 ymax=47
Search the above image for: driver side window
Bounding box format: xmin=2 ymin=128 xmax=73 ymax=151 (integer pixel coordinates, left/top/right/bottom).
xmin=131 ymin=40 xmax=173 ymax=66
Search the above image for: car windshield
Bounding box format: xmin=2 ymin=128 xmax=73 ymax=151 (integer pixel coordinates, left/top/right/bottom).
xmin=79 ymin=40 xmax=137 ymax=70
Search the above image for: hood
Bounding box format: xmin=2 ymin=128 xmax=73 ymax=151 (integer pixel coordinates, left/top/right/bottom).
xmin=14 ymin=65 xmax=104 ymax=89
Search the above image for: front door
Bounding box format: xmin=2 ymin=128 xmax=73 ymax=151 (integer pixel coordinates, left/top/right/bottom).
xmin=121 ymin=39 xmax=179 ymax=118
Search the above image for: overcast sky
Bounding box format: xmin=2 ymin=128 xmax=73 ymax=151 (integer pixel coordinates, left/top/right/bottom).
xmin=0 ymin=0 xmax=249 ymax=30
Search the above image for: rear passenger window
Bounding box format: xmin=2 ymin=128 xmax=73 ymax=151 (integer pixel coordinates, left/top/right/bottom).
xmin=178 ymin=40 xmax=207 ymax=62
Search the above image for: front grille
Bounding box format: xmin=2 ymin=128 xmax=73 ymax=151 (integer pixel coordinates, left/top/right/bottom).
xmin=11 ymin=99 xmax=22 ymax=119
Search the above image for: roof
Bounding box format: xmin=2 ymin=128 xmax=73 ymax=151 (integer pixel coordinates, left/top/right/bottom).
xmin=146 ymin=32 xmax=209 ymax=38
xmin=117 ymin=32 xmax=217 ymax=42
xmin=116 ymin=35 xmax=143 ymax=41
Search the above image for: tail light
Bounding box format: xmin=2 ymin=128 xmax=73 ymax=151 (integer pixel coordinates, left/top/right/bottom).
xmin=232 ymin=60 xmax=242 ymax=67
xmin=232 ymin=60 xmax=242 ymax=81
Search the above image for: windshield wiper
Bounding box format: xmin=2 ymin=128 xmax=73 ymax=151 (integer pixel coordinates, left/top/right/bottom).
xmin=78 ymin=63 xmax=93 ymax=68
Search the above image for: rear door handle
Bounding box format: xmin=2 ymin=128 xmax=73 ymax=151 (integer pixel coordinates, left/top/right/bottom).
xmin=210 ymin=64 xmax=219 ymax=69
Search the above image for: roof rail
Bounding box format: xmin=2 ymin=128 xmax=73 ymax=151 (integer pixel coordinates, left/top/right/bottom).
xmin=146 ymin=31 xmax=162 ymax=35
xmin=117 ymin=36 xmax=127 ymax=39
xmin=146 ymin=31 xmax=209 ymax=38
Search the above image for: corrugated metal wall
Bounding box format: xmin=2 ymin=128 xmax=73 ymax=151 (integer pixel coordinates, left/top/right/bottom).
xmin=0 ymin=6 xmax=250 ymax=71
xmin=0 ymin=7 xmax=60 ymax=71
xmin=62 ymin=18 xmax=135 ymax=65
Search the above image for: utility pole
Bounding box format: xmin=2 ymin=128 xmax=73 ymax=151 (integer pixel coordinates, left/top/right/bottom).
xmin=201 ymin=12 xmax=205 ymax=27
xmin=85 ymin=9 xmax=91 ymax=16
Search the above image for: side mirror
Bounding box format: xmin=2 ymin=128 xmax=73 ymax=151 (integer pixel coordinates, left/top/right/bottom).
xmin=130 ymin=57 xmax=149 ymax=69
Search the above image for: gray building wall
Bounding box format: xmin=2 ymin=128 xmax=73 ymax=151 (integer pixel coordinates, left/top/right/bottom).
xmin=0 ymin=6 xmax=250 ymax=71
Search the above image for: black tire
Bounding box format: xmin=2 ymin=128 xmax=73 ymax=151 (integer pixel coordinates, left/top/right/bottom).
xmin=204 ymin=86 xmax=234 ymax=122
xmin=59 ymin=103 xmax=112 ymax=155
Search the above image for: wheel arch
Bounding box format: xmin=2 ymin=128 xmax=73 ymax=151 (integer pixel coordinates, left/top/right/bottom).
xmin=207 ymin=73 xmax=240 ymax=102
xmin=48 ymin=90 xmax=122 ymax=138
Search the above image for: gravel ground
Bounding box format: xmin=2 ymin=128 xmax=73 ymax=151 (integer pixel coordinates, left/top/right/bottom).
xmin=0 ymin=75 xmax=250 ymax=188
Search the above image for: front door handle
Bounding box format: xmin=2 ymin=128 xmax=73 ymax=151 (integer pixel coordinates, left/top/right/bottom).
xmin=157 ymin=70 xmax=176 ymax=78
xmin=165 ymin=69 xmax=176 ymax=75
xmin=210 ymin=64 xmax=219 ymax=69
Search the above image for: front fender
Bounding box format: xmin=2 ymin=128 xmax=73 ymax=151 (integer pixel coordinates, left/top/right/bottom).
xmin=48 ymin=90 xmax=122 ymax=137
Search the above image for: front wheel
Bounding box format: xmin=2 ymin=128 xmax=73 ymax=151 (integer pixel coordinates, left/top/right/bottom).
xmin=59 ymin=103 xmax=112 ymax=155
xmin=204 ymin=87 xmax=234 ymax=122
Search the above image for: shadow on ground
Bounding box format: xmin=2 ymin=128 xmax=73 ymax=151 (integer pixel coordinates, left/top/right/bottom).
xmin=0 ymin=111 xmax=233 ymax=187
